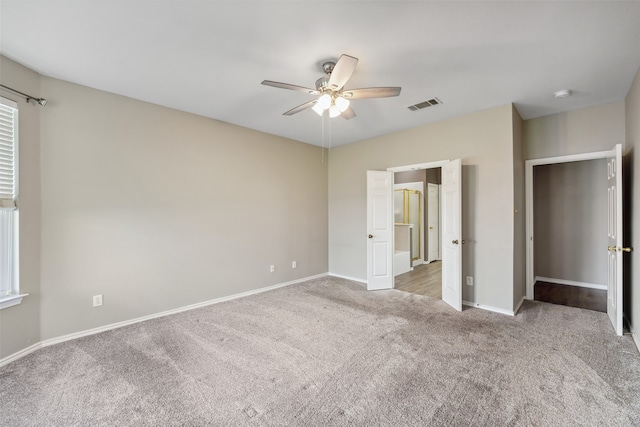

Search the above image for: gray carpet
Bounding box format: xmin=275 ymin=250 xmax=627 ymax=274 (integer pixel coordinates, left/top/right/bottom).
xmin=1 ymin=276 xmax=639 ymax=426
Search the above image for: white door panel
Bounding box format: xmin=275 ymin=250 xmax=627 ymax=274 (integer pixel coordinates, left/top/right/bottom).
xmin=442 ymin=159 xmax=462 ymax=311
xmin=607 ymin=144 xmax=623 ymax=335
xmin=367 ymin=171 xmax=394 ymax=290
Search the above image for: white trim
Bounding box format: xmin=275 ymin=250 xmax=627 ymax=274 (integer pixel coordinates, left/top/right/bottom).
xmin=623 ymin=314 xmax=640 ymax=353
xmin=0 ymin=293 xmax=28 ymax=310
xmin=462 ymin=300 xmax=516 ymax=316
xmin=0 ymin=273 xmax=327 ymax=368
xmin=534 ymin=276 xmax=607 ymax=291
xmin=329 ymin=273 xmax=367 ymax=284
xmin=387 ymin=160 xmax=449 ymax=173
xmin=525 ymin=148 xmax=615 ymax=300
xmin=526 ymin=150 xmax=612 ymax=167
xmin=513 ymin=296 xmax=526 ymax=315
xmin=630 ymin=325 xmax=640 ymax=354
xmin=0 ymin=342 xmax=42 ymax=367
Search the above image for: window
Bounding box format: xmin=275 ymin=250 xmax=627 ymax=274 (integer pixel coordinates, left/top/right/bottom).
xmin=0 ymin=96 xmax=22 ymax=309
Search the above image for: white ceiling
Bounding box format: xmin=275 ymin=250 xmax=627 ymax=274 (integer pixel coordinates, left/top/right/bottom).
xmin=2 ymin=1 xmax=640 ymax=147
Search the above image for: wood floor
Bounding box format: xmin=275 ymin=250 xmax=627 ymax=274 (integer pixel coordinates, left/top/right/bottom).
xmin=394 ymin=261 xmax=442 ymax=299
xmin=395 ymin=267 xmax=607 ymax=312
xmin=534 ymin=281 xmax=607 ymax=313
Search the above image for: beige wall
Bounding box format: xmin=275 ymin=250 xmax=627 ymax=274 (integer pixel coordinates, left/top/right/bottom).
xmin=0 ymin=57 xmax=42 ymax=358
xmin=328 ymin=104 xmax=516 ymax=311
xmin=533 ymin=160 xmax=608 ymax=285
xmin=626 ymin=67 xmax=640 ymax=339
xmin=524 ymin=101 xmax=625 ymax=160
xmin=37 ymin=77 xmax=328 ymax=340
xmin=512 ymin=106 xmax=526 ymax=306
xmin=1 ymin=55 xmax=328 ymax=356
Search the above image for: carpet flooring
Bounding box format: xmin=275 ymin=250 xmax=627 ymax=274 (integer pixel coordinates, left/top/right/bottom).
xmin=1 ymin=276 xmax=639 ymax=426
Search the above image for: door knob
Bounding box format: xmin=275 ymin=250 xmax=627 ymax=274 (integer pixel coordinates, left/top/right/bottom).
xmin=452 ymin=239 xmax=459 ymax=245
xmin=429 ymin=226 xmax=434 ymax=230
xmin=368 ymin=234 xmax=373 ymax=239
xmin=621 ymin=247 xmax=633 ymax=252
xmin=608 ymin=246 xmax=618 ymax=252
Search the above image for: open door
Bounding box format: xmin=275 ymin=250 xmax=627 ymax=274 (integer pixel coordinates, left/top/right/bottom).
xmin=367 ymin=171 xmax=394 ymax=290
xmin=607 ymin=144 xmax=624 ymax=335
xmin=441 ymin=159 xmax=462 ymax=311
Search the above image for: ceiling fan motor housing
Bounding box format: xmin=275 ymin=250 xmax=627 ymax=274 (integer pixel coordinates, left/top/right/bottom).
xmin=316 ymin=76 xmax=330 ymax=92
xmin=316 ymin=61 xmax=337 ymax=92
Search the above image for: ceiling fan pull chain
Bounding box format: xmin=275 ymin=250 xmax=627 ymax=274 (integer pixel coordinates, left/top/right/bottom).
xmin=321 ymin=111 xmax=326 ymax=162
xmin=329 ymin=113 xmax=332 ymax=151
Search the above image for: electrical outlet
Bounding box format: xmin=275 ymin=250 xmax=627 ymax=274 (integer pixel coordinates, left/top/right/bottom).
xmin=466 ymin=276 xmax=473 ymax=286
xmin=270 ymin=265 xmax=275 ymax=273
xmin=292 ymin=261 xmax=297 ymax=269
xmin=93 ymin=294 xmax=103 ymax=307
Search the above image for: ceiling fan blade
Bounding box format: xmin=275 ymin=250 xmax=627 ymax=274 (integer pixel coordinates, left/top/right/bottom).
xmin=262 ymin=80 xmax=319 ymax=95
xmin=283 ymin=100 xmax=317 ymax=116
xmin=341 ymin=106 xmax=356 ymax=120
xmin=343 ymin=87 xmax=401 ymax=99
xmin=328 ymin=54 xmax=358 ymax=91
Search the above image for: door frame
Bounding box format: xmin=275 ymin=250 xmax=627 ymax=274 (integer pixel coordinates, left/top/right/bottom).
xmin=524 ymin=149 xmax=613 ymax=300
xmin=427 ymin=182 xmax=441 ymax=263
xmin=388 ymin=160 xmax=452 ymax=295
xmin=393 ymin=182 xmax=425 ymax=265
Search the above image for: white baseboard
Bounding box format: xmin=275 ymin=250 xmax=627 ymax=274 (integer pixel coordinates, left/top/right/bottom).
xmin=625 ymin=315 xmax=640 ymax=353
xmin=535 ymin=276 xmax=607 ymax=291
xmin=513 ymin=296 xmax=526 ymax=315
xmin=0 ymin=342 xmax=42 ymax=368
xmin=462 ymin=300 xmax=517 ymax=316
xmin=632 ymin=329 xmax=640 ymax=354
xmin=0 ymin=273 xmax=328 ymax=368
xmin=328 ymin=273 xmax=367 ymax=284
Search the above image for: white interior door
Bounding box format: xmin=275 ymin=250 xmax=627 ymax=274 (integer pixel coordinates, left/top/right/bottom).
xmin=367 ymin=171 xmax=394 ymax=290
xmin=441 ymin=159 xmax=462 ymax=311
xmin=607 ymin=144 xmax=623 ymax=335
xmin=428 ymin=183 xmax=440 ymax=262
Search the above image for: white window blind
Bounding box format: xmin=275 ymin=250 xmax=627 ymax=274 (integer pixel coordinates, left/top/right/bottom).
xmin=0 ymin=97 xmax=18 ymax=299
xmin=0 ymin=99 xmax=18 ymax=209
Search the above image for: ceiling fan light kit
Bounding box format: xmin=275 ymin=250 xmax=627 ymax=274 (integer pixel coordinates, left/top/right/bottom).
xmin=335 ymin=96 xmax=350 ymax=112
xmin=317 ymin=94 xmax=331 ymax=109
xmin=262 ymin=54 xmax=401 ymax=120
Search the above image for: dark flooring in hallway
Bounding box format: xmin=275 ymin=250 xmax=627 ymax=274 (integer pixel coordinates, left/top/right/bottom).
xmin=534 ymin=281 xmax=606 ymax=312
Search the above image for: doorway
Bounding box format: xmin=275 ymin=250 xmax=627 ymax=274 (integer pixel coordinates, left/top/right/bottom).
xmin=367 ymin=159 xmax=462 ymax=311
xmin=393 ymin=167 xmax=442 ymax=299
xmin=531 ymin=159 xmax=607 ymax=312
xmin=525 ymin=145 xmax=625 ymax=335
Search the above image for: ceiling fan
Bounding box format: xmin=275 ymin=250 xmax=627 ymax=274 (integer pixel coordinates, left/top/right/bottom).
xmin=262 ymin=54 xmax=401 ymax=120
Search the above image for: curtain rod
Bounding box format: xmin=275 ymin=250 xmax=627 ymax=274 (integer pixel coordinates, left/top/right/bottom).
xmin=0 ymin=84 xmax=47 ymax=106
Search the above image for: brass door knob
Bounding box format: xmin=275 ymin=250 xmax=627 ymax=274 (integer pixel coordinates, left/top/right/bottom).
xmin=607 ymin=246 xmax=633 ymax=252
xmin=452 ymin=239 xmax=459 ymax=245
xmin=368 ymin=234 xmax=373 ymax=239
